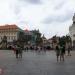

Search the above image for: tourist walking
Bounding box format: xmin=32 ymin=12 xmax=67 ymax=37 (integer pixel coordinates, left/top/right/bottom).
xmin=11 ymin=45 xmax=19 ymax=58
xmin=60 ymin=45 xmax=65 ymax=61
xmin=55 ymin=45 xmax=60 ymax=62
xmin=15 ymin=45 xmax=19 ymax=58
xmin=67 ymin=46 xmax=71 ymax=56
xmin=12 ymin=45 xmax=16 ymax=54
xmin=18 ymin=47 xmax=23 ymax=58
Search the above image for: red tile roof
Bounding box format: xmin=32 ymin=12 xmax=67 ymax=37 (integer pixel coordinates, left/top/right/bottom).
xmin=24 ymin=29 xmax=29 ymax=32
xmin=0 ymin=24 xmax=19 ymax=30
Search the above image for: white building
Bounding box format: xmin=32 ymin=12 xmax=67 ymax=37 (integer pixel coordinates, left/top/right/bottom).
xmin=0 ymin=24 xmax=21 ymax=43
xmin=69 ymin=13 xmax=75 ymax=47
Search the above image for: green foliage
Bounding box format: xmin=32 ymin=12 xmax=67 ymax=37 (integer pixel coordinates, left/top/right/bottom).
xmin=35 ymin=37 xmax=43 ymax=46
xmin=1 ymin=36 xmax=7 ymax=49
xmin=2 ymin=36 xmax=7 ymax=43
xmin=65 ymin=35 xmax=72 ymax=43
xmin=52 ymin=35 xmax=57 ymax=43
xmin=17 ymin=31 xmax=25 ymax=48
xmin=17 ymin=31 xmax=32 ymax=47
xmin=59 ymin=36 xmax=66 ymax=46
xmin=59 ymin=35 xmax=72 ymax=46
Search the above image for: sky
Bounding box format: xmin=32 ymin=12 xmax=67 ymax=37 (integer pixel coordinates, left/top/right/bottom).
xmin=0 ymin=0 xmax=75 ymax=38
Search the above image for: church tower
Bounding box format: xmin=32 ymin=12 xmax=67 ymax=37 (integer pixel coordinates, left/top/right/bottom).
xmin=73 ymin=13 xmax=75 ymax=24
xmin=69 ymin=13 xmax=75 ymax=48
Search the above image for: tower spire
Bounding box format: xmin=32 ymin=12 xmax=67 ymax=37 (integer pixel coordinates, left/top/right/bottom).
xmin=73 ymin=13 xmax=75 ymax=24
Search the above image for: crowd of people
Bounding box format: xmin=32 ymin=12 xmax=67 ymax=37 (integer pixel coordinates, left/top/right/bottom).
xmin=24 ymin=46 xmax=52 ymax=51
xmin=55 ymin=44 xmax=72 ymax=62
xmin=12 ymin=45 xmax=23 ymax=59
xmin=10 ymin=43 xmax=72 ymax=61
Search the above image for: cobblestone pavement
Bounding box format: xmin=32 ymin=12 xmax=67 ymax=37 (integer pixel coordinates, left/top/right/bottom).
xmin=0 ymin=50 xmax=75 ymax=75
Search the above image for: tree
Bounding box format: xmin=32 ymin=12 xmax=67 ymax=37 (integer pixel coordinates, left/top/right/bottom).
xmin=59 ymin=36 xmax=66 ymax=46
xmin=34 ymin=30 xmax=42 ymax=46
xmin=24 ymin=35 xmax=32 ymax=44
xmin=17 ymin=31 xmax=25 ymax=48
xmin=65 ymin=35 xmax=72 ymax=48
xmin=35 ymin=37 xmax=43 ymax=46
xmin=2 ymin=36 xmax=7 ymax=42
xmin=17 ymin=31 xmax=32 ymax=48
xmin=65 ymin=35 xmax=72 ymax=43
xmin=52 ymin=35 xmax=57 ymax=44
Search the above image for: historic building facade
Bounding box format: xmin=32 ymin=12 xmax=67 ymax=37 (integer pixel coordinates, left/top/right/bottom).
xmin=69 ymin=13 xmax=75 ymax=47
xmin=0 ymin=24 xmax=21 ymax=43
xmin=0 ymin=24 xmax=42 ymax=48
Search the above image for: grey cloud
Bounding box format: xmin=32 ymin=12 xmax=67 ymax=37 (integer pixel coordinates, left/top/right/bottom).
xmin=54 ymin=1 xmax=66 ymax=10
xmin=13 ymin=5 xmax=20 ymax=15
xmin=9 ymin=1 xmax=21 ymax=16
xmin=11 ymin=0 xmax=42 ymax=15
xmin=42 ymin=12 xmax=73 ymax=24
xmin=18 ymin=0 xmax=42 ymax=4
